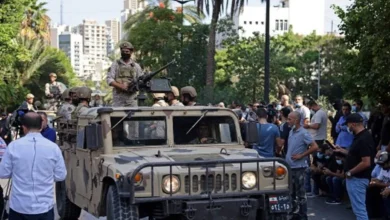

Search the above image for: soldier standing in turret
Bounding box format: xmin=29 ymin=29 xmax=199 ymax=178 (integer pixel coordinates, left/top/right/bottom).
xmin=106 ymin=42 xmax=143 ymax=107
xmin=71 ymin=87 xmax=92 ymax=118
xmin=45 ymin=73 xmax=67 ymax=111
xmin=57 ymin=89 xmax=75 ymax=120
xmin=166 ymin=86 xmax=184 ymax=106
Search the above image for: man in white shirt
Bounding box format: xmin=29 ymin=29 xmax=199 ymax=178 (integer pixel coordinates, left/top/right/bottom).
xmin=0 ymin=112 xmax=66 ymax=220
xmin=294 ymin=95 xmax=310 ymax=126
xmin=305 ymin=100 xmax=328 ymax=146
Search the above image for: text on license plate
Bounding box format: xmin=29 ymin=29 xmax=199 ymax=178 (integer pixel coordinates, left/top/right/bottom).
xmin=269 ymin=195 xmax=291 ymax=213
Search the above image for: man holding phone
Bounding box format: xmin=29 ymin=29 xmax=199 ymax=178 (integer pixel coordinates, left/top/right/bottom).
xmin=335 ymin=113 xmax=375 ymax=220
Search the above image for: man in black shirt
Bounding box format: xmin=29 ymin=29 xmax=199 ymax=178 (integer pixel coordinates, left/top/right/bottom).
xmin=324 ymin=152 xmax=345 ymax=204
xmin=335 ymin=113 xmax=374 ymax=220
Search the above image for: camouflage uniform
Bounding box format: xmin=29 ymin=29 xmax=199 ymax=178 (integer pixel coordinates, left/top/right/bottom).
xmin=57 ymin=89 xmax=75 ymax=120
xmin=45 ymin=73 xmax=67 ymax=111
xmin=167 ymin=86 xmax=184 ymax=106
xmin=290 ymin=169 xmax=307 ymax=219
xmin=106 ymin=42 xmax=143 ymax=107
xmin=71 ymin=87 xmax=92 ymax=118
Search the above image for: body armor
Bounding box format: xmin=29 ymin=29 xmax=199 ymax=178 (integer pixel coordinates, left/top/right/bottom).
xmin=115 ymin=60 xmax=136 ymax=91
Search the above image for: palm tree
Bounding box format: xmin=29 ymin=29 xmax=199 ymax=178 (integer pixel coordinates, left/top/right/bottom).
xmin=195 ymin=0 xmax=247 ymax=101
xmin=21 ymin=0 xmax=51 ymax=43
xmin=124 ymin=0 xmax=204 ymax=35
xmin=13 ymin=36 xmax=51 ymax=86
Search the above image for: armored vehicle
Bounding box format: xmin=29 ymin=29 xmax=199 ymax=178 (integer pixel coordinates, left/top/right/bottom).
xmin=55 ymin=107 xmax=291 ymax=220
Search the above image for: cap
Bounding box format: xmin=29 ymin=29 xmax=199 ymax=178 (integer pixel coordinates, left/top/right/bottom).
xmin=180 ymin=86 xmax=197 ymax=98
xmin=120 ymin=41 xmax=134 ymax=50
xmin=343 ymin=113 xmax=364 ymax=125
xmin=170 ymin=86 xmax=179 ymax=97
xmin=26 ymin=93 xmax=34 ymax=99
xmin=49 ymin=73 xmax=57 ymax=77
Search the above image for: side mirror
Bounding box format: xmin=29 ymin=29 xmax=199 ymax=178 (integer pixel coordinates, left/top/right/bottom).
xmin=85 ymin=123 xmax=103 ymax=150
xmin=219 ymin=123 xmax=232 ymax=143
xmin=244 ymin=122 xmax=259 ymax=144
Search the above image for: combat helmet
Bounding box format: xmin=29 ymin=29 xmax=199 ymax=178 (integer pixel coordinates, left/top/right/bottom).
xmin=170 ymin=86 xmax=180 ymax=97
xmin=49 ymin=73 xmax=57 ymax=78
xmin=152 ymin=93 xmax=165 ymax=100
xmin=62 ymin=89 xmax=71 ymax=100
xmin=78 ymin=87 xmax=92 ymax=100
xmin=180 ymin=86 xmax=197 ymax=98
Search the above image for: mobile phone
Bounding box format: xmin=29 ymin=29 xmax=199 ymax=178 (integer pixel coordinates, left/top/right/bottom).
xmin=325 ymin=140 xmax=336 ymax=149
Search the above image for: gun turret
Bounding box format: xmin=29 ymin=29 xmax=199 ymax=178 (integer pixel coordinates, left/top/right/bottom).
xmin=128 ymin=60 xmax=176 ymax=94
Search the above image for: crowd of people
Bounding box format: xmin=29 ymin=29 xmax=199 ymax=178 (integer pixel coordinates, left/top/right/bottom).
xmin=222 ymin=96 xmax=390 ymax=220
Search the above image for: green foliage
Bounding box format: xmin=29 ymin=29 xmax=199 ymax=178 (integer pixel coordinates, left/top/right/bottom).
xmin=334 ymin=0 xmax=390 ymax=101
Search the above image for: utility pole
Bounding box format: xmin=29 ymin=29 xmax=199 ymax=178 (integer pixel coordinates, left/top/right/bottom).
xmin=317 ymin=49 xmax=321 ymax=99
xmin=60 ymin=0 xmax=64 ymax=25
xmin=264 ymin=0 xmax=270 ymax=103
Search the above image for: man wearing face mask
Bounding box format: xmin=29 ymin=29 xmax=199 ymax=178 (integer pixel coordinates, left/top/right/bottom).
xmin=106 ymin=41 xmax=143 ymax=107
xmin=335 ymin=113 xmax=375 ymax=220
xmin=335 ymin=102 xmax=354 ymax=149
xmin=323 ymin=152 xmax=346 ymax=205
xmin=352 ymin=99 xmax=368 ymax=128
xmin=370 ymin=150 xmax=390 ymax=219
xmin=294 ymin=95 xmax=310 ymax=126
xmin=309 ymin=144 xmax=332 ymax=198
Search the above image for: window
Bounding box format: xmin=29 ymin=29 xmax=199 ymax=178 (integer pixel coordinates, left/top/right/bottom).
xmin=255 ymin=21 xmax=259 ymax=25
xmin=244 ymin=21 xmax=247 ymax=24
xmin=261 ymin=21 xmax=264 ymax=25
xmin=279 ymin=20 xmax=283 ymax=31
xmin=284 ymin=20 xmax=288 ymax=30
xmin=111 ymin=117 xmax=167 ymax=147
xmin=249 ymin=21 xmax=252 ymax=25
xmin=275 ymin=20 xmax=279 ymax=30
xmin=173 ymin=116 xmax=238 ymax=145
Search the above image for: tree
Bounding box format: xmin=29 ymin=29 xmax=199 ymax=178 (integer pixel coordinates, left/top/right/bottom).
xmin=20 ymin=0 xmax=51 ymax=43
xmin=195 ymin=0 xmax=248 ymax=102
xmin=334 ymin=0 xmax=390 ymax=101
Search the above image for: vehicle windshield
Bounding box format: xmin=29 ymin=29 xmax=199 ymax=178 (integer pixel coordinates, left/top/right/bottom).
xmin=173 ymin=116 xmax=237 ymax=145
xmin=111 ymin=117 xmax=166 ymax=147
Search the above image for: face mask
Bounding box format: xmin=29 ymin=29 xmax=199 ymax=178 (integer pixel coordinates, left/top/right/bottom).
xmin=121 ymin=53 xmax=131 ymax=60
xmin=325 ymin=155 xmax=330 ymax=160
xmin=375 ymin=158 xmax=378 ymax=164
xmin=317 ymin=152 xmax=323 ymax=159
xmin=295 ymin=103 xmax=302 ymax=108
xmin=352 ymin=106 xmax=357 ymax=112
xmin=336 ymin=159 xmax=342 ymax=165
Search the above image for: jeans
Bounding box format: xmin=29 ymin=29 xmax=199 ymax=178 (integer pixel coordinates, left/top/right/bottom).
xmin=326 ymin=176 xmax=343 ymax=200
xmin=346 ymin=177 xmax=369 ymax=220
xmin=305 ymin=167 xmax=312 ymax=193
xmin=290 ymin=168 xmax=307 ymax=219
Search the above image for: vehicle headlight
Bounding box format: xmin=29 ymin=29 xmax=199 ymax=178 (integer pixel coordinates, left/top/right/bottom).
xmin=242 ymin=172 xmax=257 ymax=189
xmin=162 ymin=175 xmax=180 ymax=194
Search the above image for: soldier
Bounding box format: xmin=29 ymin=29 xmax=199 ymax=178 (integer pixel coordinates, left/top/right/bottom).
xmin=180 ymin=86 xmax=199 ymax=106
xmin=45 ymin=73 xmax=67 ymax=111
xmin=69 ymin=87 xmax=80 ymax=106
xmin=152 ymin=93 xmax=169 ymax=107
xmin=57 ymin=89 xmax=75 ymax=120
xmin=166 ymin=86 xmax=184 ymax=106
xmin=71 ymin=87 xmax=92 ymax=118
xmin=189 ymin=122 xmax=217 ymax=144
xmin=106 ymin=41 xmax=143 ymax=107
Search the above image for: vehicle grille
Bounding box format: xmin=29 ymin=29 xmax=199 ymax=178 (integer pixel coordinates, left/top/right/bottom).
xmin=184 ymin=173 xmax=238 ymax=193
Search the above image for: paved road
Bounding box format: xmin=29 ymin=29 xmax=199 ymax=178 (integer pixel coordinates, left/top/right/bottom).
xmin=0 ymin=179 xmax=355 ymax=220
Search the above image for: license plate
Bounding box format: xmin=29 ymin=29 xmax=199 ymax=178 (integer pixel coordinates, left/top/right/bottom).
xmin=268 ymin=195 xmax=291 ymax=213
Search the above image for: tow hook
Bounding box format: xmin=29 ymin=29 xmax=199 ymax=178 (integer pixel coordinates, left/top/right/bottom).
xmin=240 ymin=201 xmax=252 ymax=217
xmin=185 ymin=206 xmax=197 ymax=220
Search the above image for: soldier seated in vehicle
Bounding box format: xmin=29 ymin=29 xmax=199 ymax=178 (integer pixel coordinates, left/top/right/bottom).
xmin=189 ymin=122 xmax=217 ymax=144
xmin=72 ymin=87 xmax=92 ymax=118
xmin=112 ymin=124 xmax=130 ymax=146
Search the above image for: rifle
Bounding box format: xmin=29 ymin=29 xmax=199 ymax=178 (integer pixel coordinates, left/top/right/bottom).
xmin=128 ymin=60 xmax=176 ymax=93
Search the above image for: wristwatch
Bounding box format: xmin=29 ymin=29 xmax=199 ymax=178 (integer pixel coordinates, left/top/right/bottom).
xmin=346 ymin=171 xmax=352 ymax=177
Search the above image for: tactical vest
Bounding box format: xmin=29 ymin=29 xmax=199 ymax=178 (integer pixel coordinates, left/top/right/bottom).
xmin=115 ymin=60 xmax=136 ymax=84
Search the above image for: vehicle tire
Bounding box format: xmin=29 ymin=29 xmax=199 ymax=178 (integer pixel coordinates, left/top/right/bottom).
xmin=106 ymin=185 xmax=139 ymax=220
xmin=56 ymin=181 xmax=81 ymax=220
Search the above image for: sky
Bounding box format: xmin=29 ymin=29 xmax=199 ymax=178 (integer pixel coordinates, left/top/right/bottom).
xmin=41 ymin=0 xmax=269 ymax=26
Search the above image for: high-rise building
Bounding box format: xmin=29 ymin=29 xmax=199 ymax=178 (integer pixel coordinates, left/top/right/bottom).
xmin=58 ymin=32 xmax=84 ymax=77
xmin=77 ymin=20 xmax=108 ymax=79
xmin=124 ymin=0 xmax=147 ymax=11
xmin=120 ymin=9 xmax=131 ymax=39
xmin=105 ymin=19 xmax=121 ymax=45
xmin=50 ymin=24 xmax=72 ymax=48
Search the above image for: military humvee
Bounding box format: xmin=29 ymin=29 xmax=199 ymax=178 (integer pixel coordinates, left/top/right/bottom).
xmin=55 ymin=106 xmax=291 ymax=220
